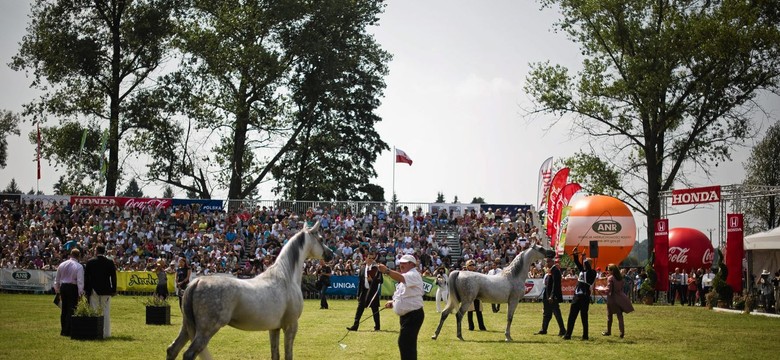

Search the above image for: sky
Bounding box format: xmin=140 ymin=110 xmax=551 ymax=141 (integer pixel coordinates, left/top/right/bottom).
xmin=1 ymin=1 xmax=778 ymax=244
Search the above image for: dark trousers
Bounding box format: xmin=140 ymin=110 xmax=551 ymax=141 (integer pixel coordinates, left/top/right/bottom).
xmin=398 ymin=308 xmax=424 ymax=360
xmin=352 ymin=302 xmax=380 ymax=330
xmin=565 ymin=294 xmax=590 ymax=339
xmin=59 ymin=283 xmax=79 ymax=336
xmin=467 ymin=299 xmax=486 ymax=330
xmin=541 ymin=300 xmax=565 ymax=334
xmin=319 ymin=287 xmax=328 ymax=309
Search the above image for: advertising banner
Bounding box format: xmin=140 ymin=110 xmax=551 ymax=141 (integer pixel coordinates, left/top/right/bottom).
xmin=171 ymin=198 xmax=225 ymax=212
xmin=726 ymin=213 xmax=744 ymax=293
xmin=654 ymin=219 xmax=670 ymax=291
xmin=671 ymin=186 xmax=722 ymax=205
xmin=325 ymin=275 xmax=359 ymax=296
xmin=116 ymin=271 xmax=176 ymax=293
xmin=0 ymin=269 xmax=55 ymax=292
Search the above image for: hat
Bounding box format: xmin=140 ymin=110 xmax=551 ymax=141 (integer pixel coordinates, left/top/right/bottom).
xmin=466 ymin=259 xmax=476 ymax=267
xmin=762 ymin=269 xmax=771 ymax=276
xmin=399 ymin=254 xmax=417 ymax=265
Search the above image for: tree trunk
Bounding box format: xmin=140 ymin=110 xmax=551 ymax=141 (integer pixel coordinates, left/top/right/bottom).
xmin=227 ymin=94 xmax=249 ymax=201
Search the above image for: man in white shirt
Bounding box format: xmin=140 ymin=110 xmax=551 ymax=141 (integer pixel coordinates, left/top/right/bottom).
xmin=378 ymin=255 xmax=424 ymax=360
xmin=487 ymin=261 xmax=503 ymax=312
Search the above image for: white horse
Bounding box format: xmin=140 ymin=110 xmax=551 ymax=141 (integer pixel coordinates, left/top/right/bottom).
xmin=167 ymin=221 xmax=334 ymax=360
xmin=435 ymin=272 xmax=449 ymax=313
xmin=431 ymin=244 xmax=547 ymax=342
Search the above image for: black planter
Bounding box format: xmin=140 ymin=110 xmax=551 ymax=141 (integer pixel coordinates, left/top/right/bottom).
xmin=146 ymin=306 xmax=171 ymax=325
xmin=70 ymin=316 xmax=104 ymax=340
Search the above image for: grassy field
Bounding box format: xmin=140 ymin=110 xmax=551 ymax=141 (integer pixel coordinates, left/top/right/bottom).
xmin=0 ymin=293 xmax=776 ymax=359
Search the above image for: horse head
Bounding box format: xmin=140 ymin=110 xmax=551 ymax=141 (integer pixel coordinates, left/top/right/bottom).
xmin=305 ymin=220 xmax=334 ymax=261
xmin=524 ymin=243 xmax=548 ymax=265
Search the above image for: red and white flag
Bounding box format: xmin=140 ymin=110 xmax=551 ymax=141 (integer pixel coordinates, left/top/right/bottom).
xmin=37 ymin=124 xmax=41 ymax=180
xmin=538 ymin=157 xmax=553 ymax=209
xmin=395 ymin=148 xmax=413 ymax=166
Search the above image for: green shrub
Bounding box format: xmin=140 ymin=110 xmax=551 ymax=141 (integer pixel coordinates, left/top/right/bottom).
xmin=73 ymin=297 xmax=102 ymax=317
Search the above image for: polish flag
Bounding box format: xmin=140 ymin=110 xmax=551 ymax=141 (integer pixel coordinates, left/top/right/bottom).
xmin=395 ymin=148 xmax=413 ymax=166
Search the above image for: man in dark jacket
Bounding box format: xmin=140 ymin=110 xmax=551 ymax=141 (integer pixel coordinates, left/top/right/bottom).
xmin=535 ymin=250 xmax=566 ymax=336
xmin=563 ymin=247 xmax=597 ymax=340
xmin=347 ymin=250 xmax=384 ymax=331
xmin=85 ymin=244 xmax=117 ymax=338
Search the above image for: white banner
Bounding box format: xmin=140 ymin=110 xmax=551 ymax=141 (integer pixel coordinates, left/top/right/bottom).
xmin=0 ymin=269 xmax=56 ymax=292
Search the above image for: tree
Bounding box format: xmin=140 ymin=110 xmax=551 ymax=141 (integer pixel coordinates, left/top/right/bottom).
xmin=11 ymin=0 xmax=178 ymax=196
xmin=453 ymin=195 xmax=459 ymax=204
xmin=743 ymin=123 xmax=780 ymax=232
xmin=153 ymin=0 xmax=390 ymax=202
xmin=119 ymin=178 xmax=144 ymax=198
xmin=471 ymin=197 xmax=485 ymax=204
xmin=526 ymin=0 xmax=780 ymax=253
xmin=3 ymin=179 xmax=22 ymax=194
xmin=162 ymin=185 xmax=175 ymax=199
xmin=558 ymin=152 xmax=620 ymax=198
xmin=0 ymin=110 xmax=20 ymax=168
xmin=435 ymin=192 xmax=445 ymax=203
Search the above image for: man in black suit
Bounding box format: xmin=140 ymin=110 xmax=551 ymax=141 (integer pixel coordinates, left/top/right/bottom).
xmin=346 ymin=249 xmax=384 ymax=331
xmin=536 ymin=250 xmax=566 ymax=336
xmin=85 ymin=244 xmax=117 ymax=338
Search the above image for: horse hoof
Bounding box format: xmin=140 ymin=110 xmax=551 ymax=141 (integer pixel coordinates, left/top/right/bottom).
xmin=505 ymin=337 xmax=513 ymax=342
xmin=431 ymin=335 xmax=438 ymax=340
xmin=457 ymin=336 xmax=464 ymax=341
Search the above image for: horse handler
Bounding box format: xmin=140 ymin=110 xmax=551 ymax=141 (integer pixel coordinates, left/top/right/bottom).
xmin=377 ymin=255 xmax=425 ymax=360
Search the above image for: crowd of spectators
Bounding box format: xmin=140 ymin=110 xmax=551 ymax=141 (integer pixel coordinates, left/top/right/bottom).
xmin=0 ymin=198 xmax=660 ymax=302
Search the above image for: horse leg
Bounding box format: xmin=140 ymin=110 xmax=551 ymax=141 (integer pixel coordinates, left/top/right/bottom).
xmin=269 ymin=329 xmax=281 ymax=360
xmin=504 ymin=299 xmax=519 ymax=342
xmin=431 ymin=310 xmax=450 ymax=340
xmin=283 ymin=322 xmax=299 ymax=360
xmin=182 ymin=328 xmax=218 ymax=360
xmin=166 ymin=326 xmax=191 ymax=360
xmin=455 ymin=303 xmax=470 ymax=341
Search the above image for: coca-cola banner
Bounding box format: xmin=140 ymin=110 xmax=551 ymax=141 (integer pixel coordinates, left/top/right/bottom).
xmin=726 ymin=213 xmax=744 ymax=293
xmin=654 ymin=219 xmax=670 ymax=291
xmin=671 ymin=185 xmax=721 ymax=205
xmin=70 ymin=196 xmax=172 ymax=209
xmin=668 ymin=228 xmax=715 ymax=271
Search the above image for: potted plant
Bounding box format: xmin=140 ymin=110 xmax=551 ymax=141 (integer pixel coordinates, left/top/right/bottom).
xmin=71 ymin=297 xmax=104 ymax=340
xmin=639 ymin=252 xmax=657 ymax=305
xmin=712 ymin=249 xmax=732 ymax=308
xmin=143 ymin=295 xmax=171 ymax=325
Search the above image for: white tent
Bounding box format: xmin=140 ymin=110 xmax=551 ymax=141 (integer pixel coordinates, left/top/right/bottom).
xmin=744 ymin=227 xmax=780 ymax=286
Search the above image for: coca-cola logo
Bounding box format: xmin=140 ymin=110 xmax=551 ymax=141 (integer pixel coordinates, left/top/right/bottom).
xmin=702 ymin=248 xmax=714 ymax=265
xmin=669 ymin=246 xmax=689 ymax=264
xmin=123 ymin=198 xmax=171 ymax=209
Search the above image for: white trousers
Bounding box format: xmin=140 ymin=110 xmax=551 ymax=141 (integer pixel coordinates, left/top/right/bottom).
xmin=89 ymin=291 xmax=112 ymax=338
xmin=436 ymin=287 xmax=449 ymax=312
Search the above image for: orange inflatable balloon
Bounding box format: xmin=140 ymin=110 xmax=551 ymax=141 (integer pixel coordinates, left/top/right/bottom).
xmin=561 ymin=195 xmax=636 ymax=269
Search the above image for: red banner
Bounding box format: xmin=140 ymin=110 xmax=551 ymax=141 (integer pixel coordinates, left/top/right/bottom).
xmin=546 ymin=168 xmax=569 ymax=243
xmin=653 ymin=219 xmax=670 ymax=291
xmin=671 ymin=185 xmax=721 ymax=205
xmin=70 ymin=196 xmax=172 ymax=209
xmin=726 ymin=213 xmax=744 ymax=293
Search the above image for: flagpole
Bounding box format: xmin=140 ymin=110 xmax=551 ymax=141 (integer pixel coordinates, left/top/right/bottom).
xmin=392 ymin=146 xmax=396 ymax=212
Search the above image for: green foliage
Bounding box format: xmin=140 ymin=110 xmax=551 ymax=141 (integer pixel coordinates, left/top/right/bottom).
xmin=141 ymin=295 xmax=171 ymax=307
xmin=559 ymin=152 xmax=621 ymax=198
xmin=3 ymin=178 xmax=22 ymax=194
xmin=639 ymin=252 xmax=656 ymax=299
xmin=119 ymin=178 xmax=144 ymax=198
xmin=73 ymin=297 xmax=101 ymax=317
xmin=11 ymin=0 xmax=179 ymax=196
xmin=436 ymin=192 xmax=446 ymax=203
xmin=743 ymin=123 xmax=780 ymax=233
xmin=712 ymin=249 xmax=733 ymax=307
xmin=162 ymin=185 xmax=175 ymax=199
xmin=471 ymin=197 xmax=485 ymax=204
xmin=527 ymin=0 xmax=780 ymax=254
xmin=0 ymin=110 xmax=20 ymax=168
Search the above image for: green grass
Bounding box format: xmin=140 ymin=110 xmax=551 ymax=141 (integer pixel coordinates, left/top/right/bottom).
xmin=0 ymin=293 xmax=775 ymax=359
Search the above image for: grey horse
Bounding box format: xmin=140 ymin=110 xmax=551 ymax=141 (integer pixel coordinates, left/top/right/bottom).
xmin=167 ymin=221 xmax=334 ymax=360
xmin=431 ymin=243 xmax=547 ymax=342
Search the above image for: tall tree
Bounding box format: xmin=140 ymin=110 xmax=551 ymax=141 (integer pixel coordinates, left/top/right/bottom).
xmin=743 ymin=123 xmax=780 ymax=233
xmin=526 ymin=0 xmax=780 ymax=253
xmin=119 ymin=178 xmax=144 ymax=198
xmin=156 ymin=0 xmax=390 ymax=202
xmin=3 ymin=179 xmax=22 ymax=194
xmin=0 ymin=110 xmax=20 ymax=169
xmin=435 ymin=192 xmax=445 ymax=203
xmin=11 ymin=0 xmax=178 ymax=196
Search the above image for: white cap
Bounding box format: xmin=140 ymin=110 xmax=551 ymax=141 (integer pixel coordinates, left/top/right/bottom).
xmin=399 ymin=254 xmax=417 ymax=265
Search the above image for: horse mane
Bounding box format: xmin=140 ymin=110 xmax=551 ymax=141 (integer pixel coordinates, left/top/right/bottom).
xmin=264 ymin=228 xmax=306 ymax=278
xmin=503 ymin=247 xmax=531 ymax=278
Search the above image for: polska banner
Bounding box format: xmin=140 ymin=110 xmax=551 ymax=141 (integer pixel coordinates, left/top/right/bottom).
xmin=653 ymin=218 xmax=670 ymax=292
xmin=726 ymin=213 xmax=744 ymax=293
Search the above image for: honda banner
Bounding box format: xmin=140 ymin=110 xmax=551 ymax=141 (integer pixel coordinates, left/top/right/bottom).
xmin=725 ymin=213 xmax=744 ymax=293
xmin=671 ymin=185 xmax=721 ymax=205
xmin=653 ymin=219 xmax=670 ymax=291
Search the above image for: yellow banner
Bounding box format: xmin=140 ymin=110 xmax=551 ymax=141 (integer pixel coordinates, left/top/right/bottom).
xmin=117 ymin=271 xmax=176 ymax=293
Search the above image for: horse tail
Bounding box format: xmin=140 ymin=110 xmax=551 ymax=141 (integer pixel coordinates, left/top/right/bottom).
xmin=182 ymin=278 xmax=198 ymax=335
xmin=444 ymin=271 xmax=461 ymax=312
